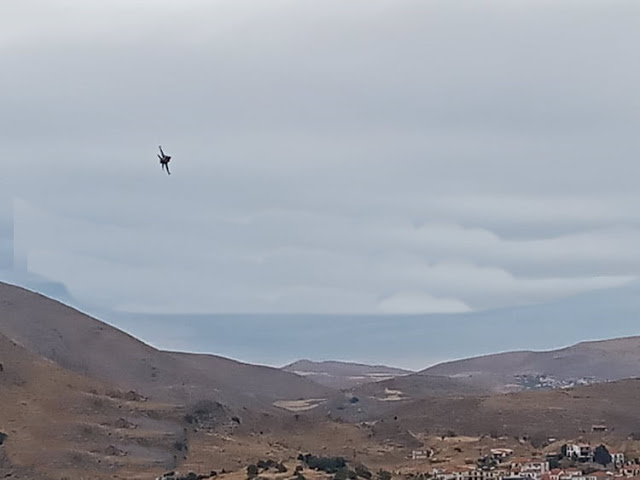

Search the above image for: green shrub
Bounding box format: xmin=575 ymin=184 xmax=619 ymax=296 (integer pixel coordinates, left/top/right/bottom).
xmin=377 ymin=470 xmax=392 ymax=480
xmin=247 ymin=464 xmax=259 ymax=479
xmin=355 ymin=464 xmax=372 ymax=479
xmin=299 ymin=454 xmax=347 ymax=473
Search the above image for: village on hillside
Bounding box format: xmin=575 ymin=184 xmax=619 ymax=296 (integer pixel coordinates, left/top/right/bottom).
xmin=419 ymin=442 xmax=640 ymax=480
xmin=156 ymin=440 xmax=640 ymax=480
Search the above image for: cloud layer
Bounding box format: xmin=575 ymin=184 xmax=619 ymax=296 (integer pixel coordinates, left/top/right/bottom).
xmin=3 ymin=1 xmax=640 ymax=314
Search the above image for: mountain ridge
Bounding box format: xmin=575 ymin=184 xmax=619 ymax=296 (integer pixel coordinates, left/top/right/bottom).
xmin=0 ymin=282 xmax=337 ymax=411
xmin=282 ymin=359 xmax=411 ymax=389
xmin=4 ymin=280 xmax=640 ymax=478
xmin=421 ymin=335 xmax=640 ymax=391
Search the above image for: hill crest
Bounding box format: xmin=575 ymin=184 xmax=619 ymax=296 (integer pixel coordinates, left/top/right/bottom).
xmin=283 ymin=359 xmax=411 ymax=389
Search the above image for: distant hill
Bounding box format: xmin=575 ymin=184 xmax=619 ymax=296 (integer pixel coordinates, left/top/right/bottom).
xmin=422 ymin=336 xmax=640 ymax=392
xmin=285 ymin=335 xmax=640 ymax=406
xmin=319 ymin=373 xmax=493 ymax=422
xmin=349 ymin=372 xmax=490 ymax=401
xmin=283 ymin=359 xmax=411 ymax=389
xmin=0 ymin=282 xmax=337 ymax=412
xmin=103 ymin=280 xmax=640 ymax=372
xmin=378 ymin=377 xmax=640 ymax=440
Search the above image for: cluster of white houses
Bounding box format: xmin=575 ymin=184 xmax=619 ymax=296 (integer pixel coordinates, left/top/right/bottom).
xmin=428 ymin=445 xmax=640 ymax=480
xmin=561 ymin=445 xmax=625 ymax=466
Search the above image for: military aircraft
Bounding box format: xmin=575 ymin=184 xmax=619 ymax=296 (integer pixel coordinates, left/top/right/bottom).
xmin=157 ymin=145 xmax=172 ymax=175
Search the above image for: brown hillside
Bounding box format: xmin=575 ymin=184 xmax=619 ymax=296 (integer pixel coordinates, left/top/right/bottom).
xmin=5 ymin=281 xmax=640 ymax=478
xmin=350 ymin=373 xmax=490 ymax=402
xmin=381 ymin=378 xmax=640 ymax=440
xmin=422 ymin=337 xmax=640 ymax=391
xmin=0 ymin=282 xmax=337 ymax=411
xmin=0 ymin=330 xmax=186 ymax=479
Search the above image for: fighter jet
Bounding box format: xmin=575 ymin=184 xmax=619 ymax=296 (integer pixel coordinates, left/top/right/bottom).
xmin=157 ymin=145 xmax=172 ymax=175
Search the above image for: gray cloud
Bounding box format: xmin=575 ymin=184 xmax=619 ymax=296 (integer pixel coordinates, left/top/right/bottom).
xmin=3 ymin=0 xmax=640 ymax=316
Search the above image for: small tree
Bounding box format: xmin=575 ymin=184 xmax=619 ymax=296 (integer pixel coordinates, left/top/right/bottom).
xmin=334 ymin=469 xmax=348 ymax=480
xmin=477 ymin=456 xmax=498 ymax=470
xmin=377 ymin=470 xmax=392 ymax=480
xmin=247 ymin=464 xmax=259 ymax=479
xmin=548 ymin=456 xmax=560 ymax=470
xmin=594 ymin=445 xmax=612 ymax=466
xmin=355 ymin=464 xmax=372 ymax=479
xmin=301 ymin=455 xmax=347 ymax=473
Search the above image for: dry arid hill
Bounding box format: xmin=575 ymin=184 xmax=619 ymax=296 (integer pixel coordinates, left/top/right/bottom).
xmin=182 ymin=378 xmax=640 ymax=477
xmin=283 ymin=359 xmax=411 ymax=389
xmin=0 ymin=282 xmax=344 ymax=477
xmin=0 ymin=329 xmax=188 ymax=479
xmin=422 ymin=336 xmax=640 ymax=391
xmin=309 ymin=373 xmax=494 ymax=423
xmin=0 ymin=282 xmax=337 ymax=412
xmin=6 ymin=281 xmax=640 ymax=479
xmin=348 ymin=373 xmax=490 ymax=404
xmin=373 ymin=377 xmax=640 ymax=440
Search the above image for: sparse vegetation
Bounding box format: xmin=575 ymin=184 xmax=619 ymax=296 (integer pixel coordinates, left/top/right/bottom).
xmin=334 ymin=469 xmax=348 ymax=480
xmin=377 ymin=470 xmax=392 ymax=480
xmin=594 ymin=444 xmax=612 ymax=466
xmin=173 ymin=440 xmax=188 ymax=452
xmin=254 ymin=459 xmax=287 ymax=473
xmin=157 ymin=472 xmax=215 ymax=480
xmin=477 ymin=456 xmax=498 ymax=470
xmin=247 ymin=464 xmax=259 ymax=479
xmin=183 ymin=400 xmax=229 ymax=430
xmin=355 ymin=464 xmax=372 ymax=479
xmin=298 ymin=454 xmax=347 ymax=474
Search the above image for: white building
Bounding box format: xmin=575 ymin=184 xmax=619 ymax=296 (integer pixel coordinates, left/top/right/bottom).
xmin=611 ymin=453 xmax=624 ymax=467
xmin=563 ymin=444 xmax=593 ymax=462
xmin=520 ymin=461 xmax=550 ymax=479
xmin=412 ymin=450 xmax=432 ymax=460
xmin=491 ymin=449 xmax=515 ymax=462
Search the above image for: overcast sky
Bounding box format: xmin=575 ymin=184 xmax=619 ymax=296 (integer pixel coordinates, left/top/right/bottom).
xmin=2 ymin=0 xmax=640 ymax=315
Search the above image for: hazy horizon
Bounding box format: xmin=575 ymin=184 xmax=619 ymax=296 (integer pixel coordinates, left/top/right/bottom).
xmin=3 ymin=1 xmax=640 ymax=361
xmin=93 ymin=279 xmax=640 ymax=370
